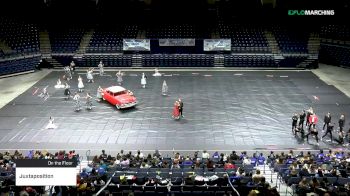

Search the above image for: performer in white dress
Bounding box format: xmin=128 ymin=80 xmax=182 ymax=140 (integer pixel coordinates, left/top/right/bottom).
xmin=46 ymin=116 xmax=57 ymax=129
xmin=141 ymin=73 xmax=147 ymax=88
xmin=98 ymin=61 xmax=104 ymax=76
xmin=54 ymin=78 xmax=65 ymax=89
xmin=73 ymin=92 xmax=81 ymax=111
xmin=86 ymin=68 xmax=94 ymax=83
xmin=96 ymin=86 xmax=103 ymax=102
xmin=152 ymin=68 xmax=162 ymax=76
xmin=78 ymin=76 xmax=84 ymax=92
xmin=116 ymin=70 xmax=123 ymax=85
xmin=162 ymin=80 xmax=168 ymax=95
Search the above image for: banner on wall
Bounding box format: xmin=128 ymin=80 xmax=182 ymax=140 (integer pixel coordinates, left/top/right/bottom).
xmin=159 ymin=39 xmax=196 ymax=46
xmin=203 ymin=39 xmax=231 ymax=51
xmin=123 ymin=39 xmax=151 ymax=51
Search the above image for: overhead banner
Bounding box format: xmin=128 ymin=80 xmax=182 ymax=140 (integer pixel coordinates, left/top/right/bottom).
xmin=204 ymin=39 xmax=231 ymax=51
xmin=123 ymin=39 xmax=150 ymax=51
xmin=159 ymin=39 xmax=196 ymax=46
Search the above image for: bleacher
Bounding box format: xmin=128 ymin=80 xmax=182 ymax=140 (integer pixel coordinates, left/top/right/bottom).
xmin=319 ymin=44 xmax=350 ymax=68
xmin=0 ymin=56 xmax=41 ymax=76
xmin=224 ymin=55 xmax=275 ymax=67
xmin=87 ymin=25 xmax=138 ymax=53
xmin=49 ymin=28 xmax=85 ymax=53
xmin=0 ymin=17 xmax=39 ymax=55
xmin=146 ymin=24 xmax=210 ymax=39
xmin=320 ymin=24 xmax=350 ymax=41
xmin=273 ymin=26 xmax=309 ymax=54
xmin=81 ymin=55 xmax=132 ymax=67
xmin=218 ymin=24 xmax=270 ymax=53
xmin=143 ymin=54 xmax=214 ymax=67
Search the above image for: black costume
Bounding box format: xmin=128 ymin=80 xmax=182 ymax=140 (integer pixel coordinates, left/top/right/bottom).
xmin=339 ymin=117 xmax=345 ymax=132
xmin=306 ymin=128 xmax=319 ymax=143
xmin=178 ymin=100 xmax=183 ymax=117
xmin=292 ymin=114 xmax=298 ymax=134
xmin=299 ymin=111 xmax=306 ymax=129
xmin=323 ymin=114 xmax=331 ymax=130
xmin=322 ymin=124 xmax=334 ymax=142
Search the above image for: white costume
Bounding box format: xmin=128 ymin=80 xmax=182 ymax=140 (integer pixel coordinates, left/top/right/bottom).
xmin=116 ymin=71 xmax=123 ymax=85
xmin=141 ymin=73 xmax=147 ymax=88
xmin=87 ymin=69 xmax=94 ymax=83
xmin=46 ymin=117 xmax=57 ymax=129
xmin=73 ymin=94 xmax=81 ymax=111
xmin=96 ymin=87 xmax=103 ymax=101
xmin=162 ymin=80 xmax=168 ymax=95
xmin=54 ymin=79 xmax=65 ymax=89
xmin=98 ymin=61 xmax=104 ymax=76
xmin=78 ymin=77 xmax=84 ymax=92
xmin=152 ymin=68 xmax=162 ymax=77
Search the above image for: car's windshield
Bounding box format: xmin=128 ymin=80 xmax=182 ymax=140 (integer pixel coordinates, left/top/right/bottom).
xmin=113 ymin=90 xmax=127 ymax=96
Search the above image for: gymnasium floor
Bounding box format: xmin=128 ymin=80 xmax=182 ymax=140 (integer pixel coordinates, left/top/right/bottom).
xmin=0 ymin=65 xmax=349 ymax=155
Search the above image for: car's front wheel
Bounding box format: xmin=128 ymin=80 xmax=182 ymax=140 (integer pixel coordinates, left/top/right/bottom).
xmin=116 ymin=104 xmax=120 ymax=109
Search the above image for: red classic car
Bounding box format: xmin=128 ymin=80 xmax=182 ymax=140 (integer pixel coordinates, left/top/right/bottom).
xmin=102 ymin=86 xmax=137 ymax=109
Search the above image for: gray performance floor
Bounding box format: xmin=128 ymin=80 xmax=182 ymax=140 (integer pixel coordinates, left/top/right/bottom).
xmin=0 ymin=70 xmax=349 ymax=152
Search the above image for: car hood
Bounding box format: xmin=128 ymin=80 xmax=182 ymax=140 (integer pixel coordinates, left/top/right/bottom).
xmin=115 ymin=94 xmax=136 ymax=103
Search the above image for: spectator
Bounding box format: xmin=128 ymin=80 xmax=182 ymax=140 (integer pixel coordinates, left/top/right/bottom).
xmin=202 ymin=150 xmax=210 ymax=159
xmin=212 ymin=151 xmax=220 ymax=159
xmin=257 ymin=153 xmax=265 ymax=165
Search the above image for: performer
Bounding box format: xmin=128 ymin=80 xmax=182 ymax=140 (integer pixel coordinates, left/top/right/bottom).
xmin=86 ymin=93 xmax=93 ymax=110
xmin=306 ymin=127 xmax=319 ymax=145
xmin=64 ymin=83 xmax=71 ymax=100
xmin=127 ymin=90 xmax=134 ymax=96
xmin=73 ymin=92 xmax=81 ymax=111
xmin=308 ymin=112 xmax=318 ymax=131
xmin=321 ymin=123 xmax=334 ymax=142
xmin=299 ymin=110 xmax=306 ymax=130
xmin=141 ymin=73 xmax=147 ymax=88
xmin=86 ymin=68 xmax=94 ymax=83
xmin=64 ymin=66 xmax=72 ymax=81
xmin=323 ymin=112 xmax=332 ymax=131
xmin=45 ymin=116 xmax=57 ymax=129
xmin=172 ymin=100 xmax=180 ymax=120
xmin=161 ymin=80 xmax=168 ymax=95
xmin=96 ymin=86 xmax=103 ymax=102
xmin=292 ymin=113 xmax=298 ymax=135
xmin=78 ymin=75 xmax=84 ymax=92
xmin=98 ymin=61 xmax=104 ymax=76
xmin=54 ymin=78 xmax=65 ymax=89
xmin=116 ymin=70 xmax=123 ymax=85
xmin=70 ymin=61 xmax=76 ymax=74
xmin=178 ymin=98 xmax=184 ymax=117
xmin=306 ymin=107 xmax=313 ymax=127
xmin=38 ymin=86 xmax=49 ymax=100
xmin=339 ymin=114 xmax=345 ymax=132
xmin=153 ymin=68 xmax=162 ymax=76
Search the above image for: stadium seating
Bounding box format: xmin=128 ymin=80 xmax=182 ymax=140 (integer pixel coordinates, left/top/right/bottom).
xmin=49 ymin=28 xmax=85 ymax=53
xmin=80 ymin=55 xmax=132 ymax=67
xmin=218 ymin=24 xmax=270 ymax=53
xmin=320 ymin=24 xmax=350 ymax=41
xmin=87 ymin=25 xmax=138 ymax=53
xmin=143 ymin=54 xmax=214 ymax=67
xmin=0 ymin=56 xmax=41 ymax=76
xmin=224 ymin=55 xmax=275 ymax=67
xmin=0 ymin=17 xmax=39 ymax=55
xmin=146 ymin=24 xmax=211 ymax=38
xmin=319 ymin=44 xmax=350 ymax=68
xmin=272 ymin=26 xmax=309 ymax=53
